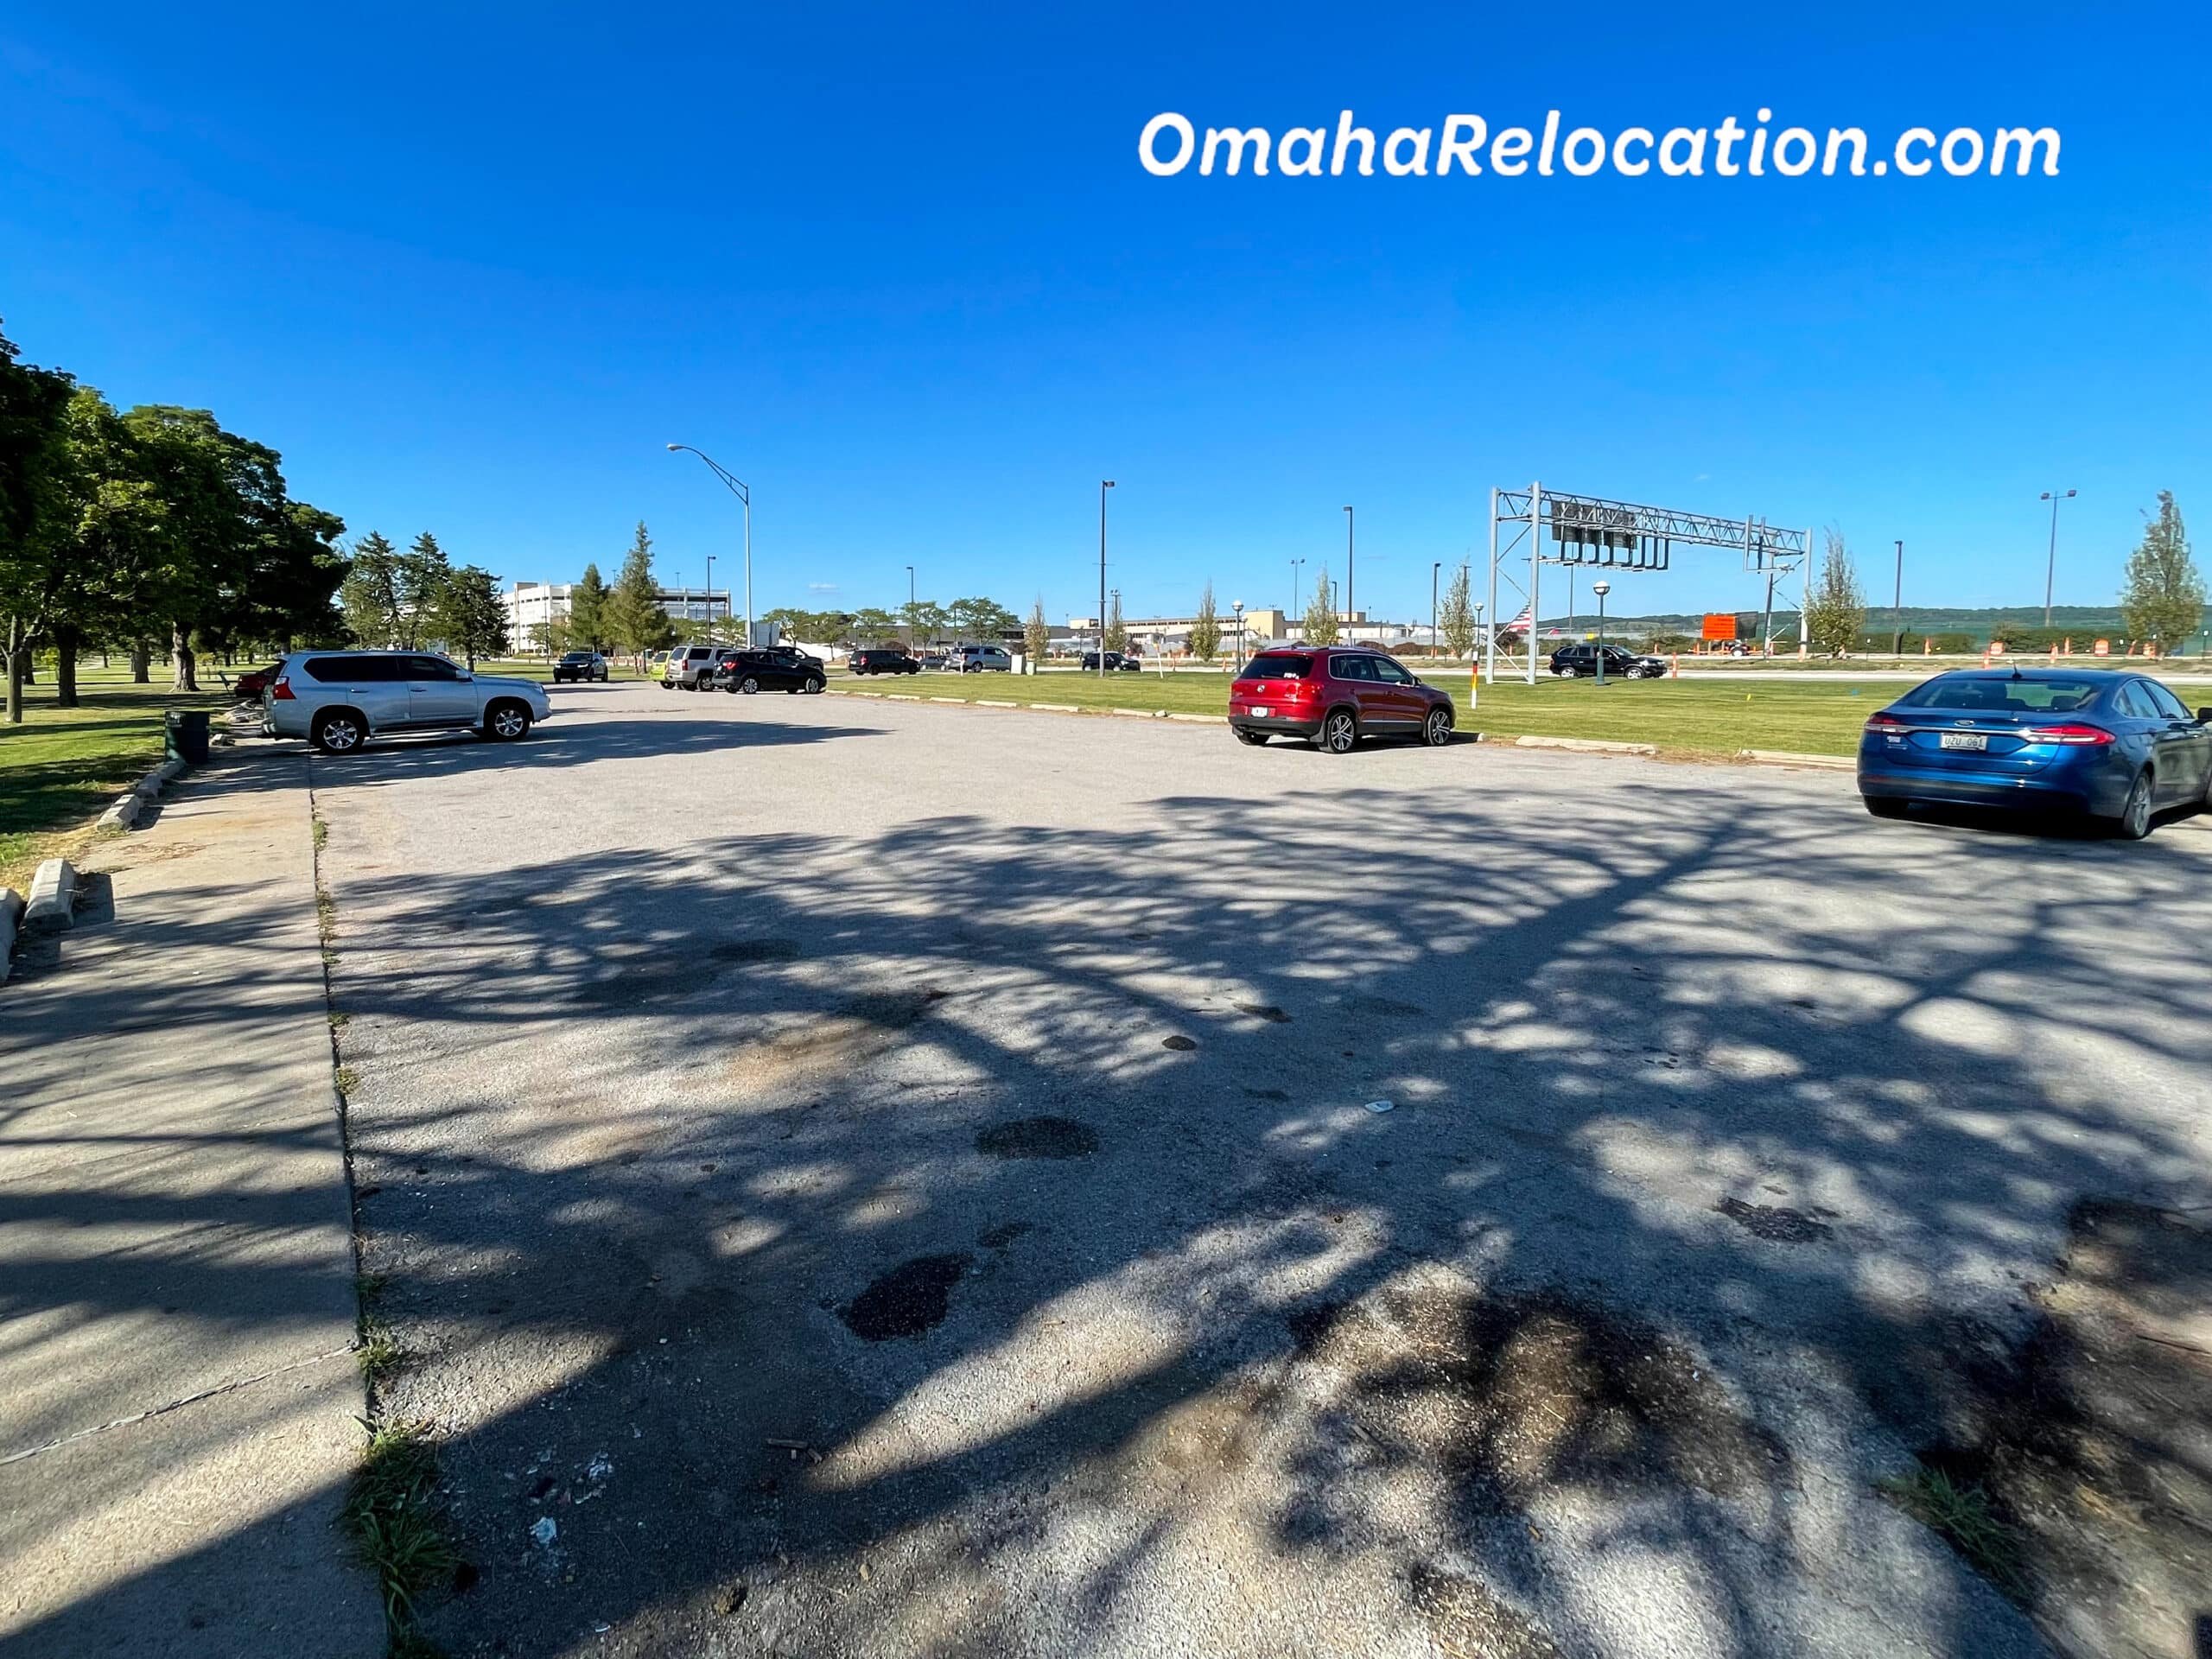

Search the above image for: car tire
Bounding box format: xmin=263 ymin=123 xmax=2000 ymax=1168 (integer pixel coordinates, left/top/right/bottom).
xmin=804 ymin=676 xmax=824 ymax=694
xmin=740 ymin=677 xmax=760 ymax=696
xmin=1557 ymin=664 xmax=1580 ymax=678
xmin=311 ymin=709 xmax=365 ymax=754
xmin=486 ymin=700 xmax=532 ymax=741
xmin=1319 ymin=708 xmax=1359 ymax=754
xmin=1235 ymin=728 xmax=1269 ymax=747
xmin=1864 ymin=796 xmax=1910 ymax=819
xmin=2114 ymin=769 xmax=2155 ymax=840
xmin=1422 ymin=707 xmax=1453 ymax=747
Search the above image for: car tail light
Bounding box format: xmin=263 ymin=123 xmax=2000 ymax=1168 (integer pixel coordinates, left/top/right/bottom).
xmin=1863 ymin=710 xmax=1905 ymax=730
xmin=2021 ymin=722 xmax=2114 ymax=746
xmin=270 ymin=675 xmax=295 ymax=701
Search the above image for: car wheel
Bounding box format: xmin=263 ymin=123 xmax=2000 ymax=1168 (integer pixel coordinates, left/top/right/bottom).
xmin=2114 ymin=769 xmax=2155 ymax=840
xmin=312 ymin=710 xmax=364 ymax=753
xmin=804 ymin=677 xmax=824 ymax=694
xmin=486 ymin=700 xmax=531 ymax=741
xmin=1320 ymin=709 xmax=1358 ymax=754
xmin=1557 ymin=664 xmax=1579 ymax=678
xmin=741 ymin=677 xmax=760 ymax=696
xmin=1864 ymin=796 xmax=1910 ymax=819
xmin=1422 ymin=707 xmax=1453 ymax=747
xmin=1235 ymin=728 xmax=1269 ymax=747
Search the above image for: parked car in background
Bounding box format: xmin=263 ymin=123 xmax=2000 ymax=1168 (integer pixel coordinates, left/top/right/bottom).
xmin=553 ymin=650 xmax=609 ymax=683
xmin=231 ymin=663 xmax=284 ymax=701
xmin=1078 ymin=652 xmax=1142 ymax=672
xmin=950 ymin=645 xmax=1013 ymax=673
xmin=851 ymin=647 xmax=922 ymax=676
xmin=662 ymin=644 xmax=721 ymax=689
xmin=1859 ymin=669 xmax=2212 ymax=840
xmin=263 ymin=651 xmax=550 ymax=753
xmin=1548 ymin=643 xmax=1668 ymax=679
xmin=713 ymin=646 xmax=827 ymax=696
xmin=1228 ymin=647 xmax=1455 ymax=753
xmin=917 ymin=651 xmax=950 ymax=670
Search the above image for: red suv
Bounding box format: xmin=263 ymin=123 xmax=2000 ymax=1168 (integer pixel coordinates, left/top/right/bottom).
xmin=1228 ymin=648 xmax=1456 ymax=753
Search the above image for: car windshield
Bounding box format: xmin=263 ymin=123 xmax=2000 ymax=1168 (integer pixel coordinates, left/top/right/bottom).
xmin=1241 ymin=654 xmax=1312 ymax=679
xmin=560 ymin=652 xmax=589 ymax=661
xmin=1897 ymin=676 xmax=2107 ymax=715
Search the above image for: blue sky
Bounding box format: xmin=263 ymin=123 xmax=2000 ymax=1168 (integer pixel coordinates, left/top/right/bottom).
xmin=3 ymin=2 xmax=2205 ymax=623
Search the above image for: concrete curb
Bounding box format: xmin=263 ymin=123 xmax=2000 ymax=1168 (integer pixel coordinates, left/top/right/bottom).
xmin=975 ymin=699 xmax=1019 ymax=708
xmin=23 ymin=859 xmax=75 ymax=932
xmin=1164 ymin=712 xmax=1223 ymax=723
xmin=1027 ymin=702 xmax=1080 ymax=713
xmin=133 ymin=757 xmax=187 ymax=798
xmin=1738 ymin=748 xmax=1855 ymax=771
xmin=1515 ymin=734 xmax=1658 ymax=756
xmin=99 ymin=795 xmax=143 ymax=831
xmin=0 ymin=888 xmax=21 ymax=982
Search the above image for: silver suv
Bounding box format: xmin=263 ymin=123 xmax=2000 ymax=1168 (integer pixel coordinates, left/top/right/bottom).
xmin=263 ymin=651 xmax=551 ymax=753
xmin=661 ymin=643 xmax=725 ymax=689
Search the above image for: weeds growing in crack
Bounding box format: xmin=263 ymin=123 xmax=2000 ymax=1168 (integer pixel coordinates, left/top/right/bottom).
xmin=1878 ymin=1464 xmax=2024 ymax=1592
xmin=344 ymin=1419 xmax=459 ymax=1648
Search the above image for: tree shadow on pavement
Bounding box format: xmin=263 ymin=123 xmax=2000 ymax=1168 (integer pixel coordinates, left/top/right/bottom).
xmin=8 ymin=754 xmax=2211 ymax=1659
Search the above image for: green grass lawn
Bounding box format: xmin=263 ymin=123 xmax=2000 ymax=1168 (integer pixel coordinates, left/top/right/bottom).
xmin=0 ymin=666 xmax=229 ymax=891
xmin=836 ymin=664 xmax=1895 ymax=759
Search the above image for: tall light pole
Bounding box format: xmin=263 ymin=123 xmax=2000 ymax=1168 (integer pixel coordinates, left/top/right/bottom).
xmin=906 ymin=564 xmax=916 ymax=653
xmin=1343 ymin=506 xmax=1355 ymax=636
xmin=667 ymin=445 xmax=752 ymax=645
xmin=1891 ymin=539 xmax=1905 ymax=658
xmin=2040 ymin=489 xmax=2075 ymax=629
xmin=1592 ymin=580 xmax=1612 ymax=686
xmin=1291 ymin=558 xmax=1305 ymax=632
xmin=1432 ymin=561 xmax=1441 ymax=657
xmin=1231 ymin=600 xmax=1244 ymax=667
xmin=705 ymin=554 xmax=717 ymax=643
xmin=1098 ymin=480 xmax=1115 ymax=677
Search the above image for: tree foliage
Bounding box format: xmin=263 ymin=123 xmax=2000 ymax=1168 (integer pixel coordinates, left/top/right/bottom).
xmin=568 ymin=563 xmax=609 ymax=651
xmin=1025 ymin=598 xmax=1050 ymax=664
xmin=604 ymin=522 xmax=672 ymax=655
xmin=340 ymin=532 xmax=404 ymax=647
xmin=1190 ymin=582 xmax=1221 ymax=662
xmin=1103 ymin=593 xmax=1128 ymax=653
xmin=2120 ymin=492 xmax=2205 ymax=651
xmin=1804 ymin=529 xmax=1866 ymax=657
xmin=431 ymin=565 xmax=511 ymax=666
xmin=1302 ymin=566 xmax=1340 ymax=645
xmin=1440 ymin=564 xmax=1477 ymax=658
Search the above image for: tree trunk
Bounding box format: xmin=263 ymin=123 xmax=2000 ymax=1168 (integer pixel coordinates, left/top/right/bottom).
xmin=130 ymin=643 xmax=150 ymax=683
xmin=54 ymin=626 xmax=79 ymax=708
xmin=170 ymin=621 xmax=199 ymax=692
xmin=4 ymin=618 xmax=22 ymax=725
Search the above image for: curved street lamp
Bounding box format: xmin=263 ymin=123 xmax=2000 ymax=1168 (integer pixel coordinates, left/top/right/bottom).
xmin=1592 ymin=579 xmax=1612 ymax=686
xmin=2039 ymin=488 xmax=2076 ymax=630
xmin=668 ymin=445 xmax=752 ymax=645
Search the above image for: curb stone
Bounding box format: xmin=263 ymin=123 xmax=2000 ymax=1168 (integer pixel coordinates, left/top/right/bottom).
xmin=0 ymin=888 xmax=21 ymax=982
xmin=1164 ymin=712 xmax=1221 ymax=723
xmin=99 ymin=795 xmax=143 ymax=831
xmin=1514 ymin=734 xmax=1658 ymax=756
xmin=23 ymin=859 xmax=75 ymax=932
xmin=1738 ymin=748 xmax=1855 ymax=771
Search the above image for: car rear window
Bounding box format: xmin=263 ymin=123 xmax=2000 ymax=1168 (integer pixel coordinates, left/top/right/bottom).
xmin=1898 ymin=676 xmax=2106 ymax=714
xmin=1242 ymin=654 xmax=1313 ymax=679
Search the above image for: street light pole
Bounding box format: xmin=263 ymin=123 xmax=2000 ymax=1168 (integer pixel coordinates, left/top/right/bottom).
xmin=705 ymin=555 xmax=716 ymax=644
xmin=666 ymin=445 xmax=752 ymax=645
xmin=1099 ymin=481 xmax=1115 ymax=677
xmin=1344 ymin=506 xmax=1354 ymax=639
xmin=1892 ymin=539 xmax=1904 ymax=658
xmin=1232 ymin=600 xmax=1244 ymax=668
xmin=1291 ymin=558 xmax=1304 ymax=633
xmin=906 ymin=564 xmax=916 ymax=653
xmin=2039 ymin=489 xmax=2075 ymax=630
xmin=1592 ymin=580 xmax=1612 ymax=686
xmin=1432 ymin=561 xmax=1441 ymax=658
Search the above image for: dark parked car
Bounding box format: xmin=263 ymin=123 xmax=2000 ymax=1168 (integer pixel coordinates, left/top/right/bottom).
xmin=1228 ymin=647 xmax=1455 ymax=753
xmin=851 ymin=648 xmax=921 ymax=676
xmin=714 ymin=647 xmax=827 ymax=696
xmin=1078 ymin=652 xmax=1142 ymax=672
xmin=1548 ymin=643 xmax=1666 ymax=679
xmin=552 ymin=650 xmax=609 ymax=683
xmin=1859 ymin=669 xmax=2212 ymax=839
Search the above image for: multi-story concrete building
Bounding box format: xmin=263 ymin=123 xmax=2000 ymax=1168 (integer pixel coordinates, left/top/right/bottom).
xmin=502 ymin=580 xmax=733 ymax=650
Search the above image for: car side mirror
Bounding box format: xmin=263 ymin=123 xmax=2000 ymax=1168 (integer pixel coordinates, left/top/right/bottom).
xmin=456 ymin=671 xmax=473 ymax=682
xmin=2199 ymin=707 xmax=2212 ymax=724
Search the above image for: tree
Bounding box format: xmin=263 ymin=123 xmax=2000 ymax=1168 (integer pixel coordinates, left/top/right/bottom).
xmin=947 ymin=596 xmax=1020 ymax=643
xmin=1302 ymin=566 xmax=1339 ymax=645
xmin=431 ymin=565 xmax=510 ymax=667
xmin=1190 ymin=582 xmax=1221 ymax=663
xmin=2120 ymin=492 xmax=2205 ymax=652
xmin=851 ymin=607 xmax=902 ymax=645
xmin=568 ymin=563 xmax=609 ymax=651
xmin=340 ymin=532 xmax=404 ymax=646
xmin=603 ymin=522 xmax=670 ymax=658
xmin=1103 ymin=593 xmax=1128 ymax=653
xmin=0 ymin=329 xmax=81 ymax=721
xmin=902 ymin=597 xmax=948 ymax=648
xmin=1440 ymin=565 xmax=1477 ymax=659
xmin=1804 ymin=529 xmax=1866 ymax=657
xmin=1025 ymin=597 xmax=1050 ymax=665
xmin=397 ymin=531 xmax=452 ymax=650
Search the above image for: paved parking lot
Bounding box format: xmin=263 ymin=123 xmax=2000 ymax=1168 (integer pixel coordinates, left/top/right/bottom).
xmin=315 ymin=679 xmax=2212 ymax=1659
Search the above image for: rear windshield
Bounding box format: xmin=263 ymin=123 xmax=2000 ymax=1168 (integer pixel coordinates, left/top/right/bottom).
xmin=1241 ymin=654 xmax=1313 ymax=680
xmin=1897 ymin=677 xmax=2106 ymax=714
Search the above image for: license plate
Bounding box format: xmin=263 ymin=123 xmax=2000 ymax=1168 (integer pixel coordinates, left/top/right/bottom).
xmin=1940 ymin=733 xmax=1987 ymax=751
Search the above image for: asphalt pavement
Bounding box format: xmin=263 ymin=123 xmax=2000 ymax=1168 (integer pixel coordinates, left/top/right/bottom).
xmin=311 ymin=678 xmax=2212 ymax=1659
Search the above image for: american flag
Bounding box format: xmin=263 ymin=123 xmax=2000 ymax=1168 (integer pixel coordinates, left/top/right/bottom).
xmin=1503 ymin=607 xmax=1533 ymax=630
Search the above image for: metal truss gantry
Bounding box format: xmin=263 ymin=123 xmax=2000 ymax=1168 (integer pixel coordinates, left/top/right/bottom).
xmin=1484 ymin=485 xmax=1814 ymax=684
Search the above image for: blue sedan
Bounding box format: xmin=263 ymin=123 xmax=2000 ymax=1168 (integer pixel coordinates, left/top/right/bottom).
xmin=1859 ymin=669 xmax=2212 ymax=839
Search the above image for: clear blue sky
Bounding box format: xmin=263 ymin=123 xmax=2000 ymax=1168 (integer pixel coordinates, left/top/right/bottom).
xmin=3 ymin=2 xmax=2204 ymax=623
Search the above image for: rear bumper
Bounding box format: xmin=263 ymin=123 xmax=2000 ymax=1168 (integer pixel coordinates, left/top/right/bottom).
xmin=1230 ymin=712 xmax=1320 ymax=738
xmin=1856 ymin=765 xmax=2103 ymax=816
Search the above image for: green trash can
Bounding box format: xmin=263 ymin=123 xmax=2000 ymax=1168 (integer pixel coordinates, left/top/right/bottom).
xmin=164 ymin=709 xmax=211 ymax=766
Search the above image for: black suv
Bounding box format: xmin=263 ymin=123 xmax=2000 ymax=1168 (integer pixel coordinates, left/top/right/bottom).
xmin=552 ymin=650 xmax=608 ymax=683
xmin=851 ymin=647 xmax=920 ymax=676
xmin=1078 ymin=651 xmax=1142 ymax=672
xmin=1548 ymin=643 xmax=1667 ymax=679
xmin=713 ymin=647 xmax=827 ymax=695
